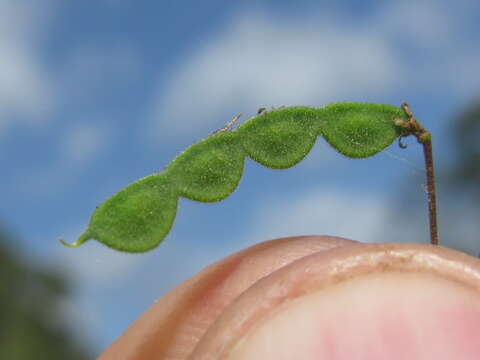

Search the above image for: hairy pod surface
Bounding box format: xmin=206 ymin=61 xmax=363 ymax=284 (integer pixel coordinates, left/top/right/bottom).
xmin=62 ymin=103 xmax=407 ymax=252
xmin=166 ymin=132 xmax=245 ymax=202
xmin=236 ymin=106 xmax=318 ymax=169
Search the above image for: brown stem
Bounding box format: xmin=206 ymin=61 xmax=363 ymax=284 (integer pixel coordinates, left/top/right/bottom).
xmin=398 ymin=102 xmax=439 ymax=245
xmin=422 ymin=140 xmax=438 ymax=245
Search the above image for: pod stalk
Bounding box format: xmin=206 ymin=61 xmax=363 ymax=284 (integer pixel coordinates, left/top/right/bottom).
xmin=398 ymin=102 xmax=438 ymax=246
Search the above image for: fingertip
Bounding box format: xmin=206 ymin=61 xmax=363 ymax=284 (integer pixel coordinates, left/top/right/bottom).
xmin=228 ymin=273 xmax=480 ymax=360
xmin=192 ymin=243 xmax=480 ymax=359
xmin=99 ymin=235 xmax=354 ymax=359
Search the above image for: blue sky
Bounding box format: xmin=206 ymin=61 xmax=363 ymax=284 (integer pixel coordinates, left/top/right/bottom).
xmin=2 ymin=0 xmax=480 ymax=355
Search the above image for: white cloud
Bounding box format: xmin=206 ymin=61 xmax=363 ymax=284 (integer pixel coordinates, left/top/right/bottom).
xmin=0 ymin=1 xmax=141 ymax=147
xmin=62 ymin=122 xmax=109 ymax=164
xmin=0 ymin=43 xmax=53 ymax=120
xmin=372 ymin=0 xmax=480 ymax=96
xmin=374 ymin=1 xmax=456 ymax=48
xmin=150 ymin=1 xmax=480 ymax=143
xmin=150 ymin=10 xmax=402 ymax=141
xmin=244 ymin=188 xmax=390 ymax=246
xmin=16 ymin=42 xmax=140 ymax=193
xmin=0 ymin=1 xmax=54 ymax=135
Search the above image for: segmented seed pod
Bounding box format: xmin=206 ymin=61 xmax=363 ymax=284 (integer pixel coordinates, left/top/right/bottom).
xmin=61 ymin=102 xmax=407 ymax=252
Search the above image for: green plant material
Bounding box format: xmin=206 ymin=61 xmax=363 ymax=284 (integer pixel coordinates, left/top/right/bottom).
xmin=60 ymin=102 xmax=408 ymax=252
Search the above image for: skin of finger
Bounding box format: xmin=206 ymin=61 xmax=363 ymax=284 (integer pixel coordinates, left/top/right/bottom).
xmin=190 ymin=242 xmax=480 ymax=359
xmin=98 ymin=235 xmax=356 ymax=360
xmin=227 ymin=273 xmax=480 ymax=360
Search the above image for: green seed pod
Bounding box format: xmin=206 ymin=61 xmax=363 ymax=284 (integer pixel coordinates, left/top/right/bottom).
xmin=61 ymin=102 xmax=409 ymax=253
xmin=61 ymin=174 xmax=178 ymax=252
xmin=237 ymin=106 xmax=318 ymax=169
xmin=319 ymin=103 xmax=406 ymax=158
xmin=165 ymin=132 xmax=245 ymax=202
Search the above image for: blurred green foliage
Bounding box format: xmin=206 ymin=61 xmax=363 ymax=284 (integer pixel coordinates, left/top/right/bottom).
xmin=0 ymin=227 xmax=91 ymax=360
xmin=449 ymin=99 xmax=480 ymax=197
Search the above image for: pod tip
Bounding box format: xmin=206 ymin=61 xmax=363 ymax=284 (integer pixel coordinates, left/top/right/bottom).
xmin=58 ymin=231 xmax=91 ymax=248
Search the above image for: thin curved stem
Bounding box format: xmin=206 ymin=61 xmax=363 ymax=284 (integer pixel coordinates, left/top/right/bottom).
xmin=399 ymin=102 xmax=438 ymax=245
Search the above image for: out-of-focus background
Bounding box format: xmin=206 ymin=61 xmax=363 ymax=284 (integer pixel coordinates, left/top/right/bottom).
xmin=1 ymin=0 xmax=479 ymax=357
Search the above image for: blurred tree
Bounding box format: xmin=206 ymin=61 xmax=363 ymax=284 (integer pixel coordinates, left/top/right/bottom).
xmin=448 ymin=99 xmax=480 ymax=197
xmin=0 ymin=226 xmax=91 ymax=360
xmin=440 ymin=98 xmax=480 ymax=254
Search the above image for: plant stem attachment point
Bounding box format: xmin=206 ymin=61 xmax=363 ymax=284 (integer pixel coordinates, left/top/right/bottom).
xmin=399 ymin=102 xmax=439 ymax=246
